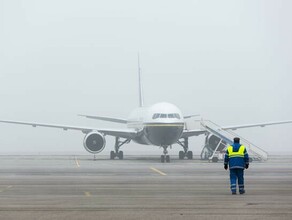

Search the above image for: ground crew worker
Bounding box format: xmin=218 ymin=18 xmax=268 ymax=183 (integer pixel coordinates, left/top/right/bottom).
xmin=224 ymin=137 xmax=249 ymax=195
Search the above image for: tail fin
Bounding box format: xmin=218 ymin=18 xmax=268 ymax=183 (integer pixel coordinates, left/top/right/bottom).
xmin=138 ymin=54 xmax=144 ymax=107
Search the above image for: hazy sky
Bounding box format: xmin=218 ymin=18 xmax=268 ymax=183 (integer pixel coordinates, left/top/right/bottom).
xmin=0 ymin=0 xmax=291 ymax=155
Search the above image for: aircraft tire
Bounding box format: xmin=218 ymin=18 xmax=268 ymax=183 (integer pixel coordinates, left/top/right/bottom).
xmin=161 ymin=155 xmax=165 ymax=163
xmin=179 ymin=151 xmax=184 ymax=159
xmin=110 ymin=151 xmax=115 ymax=160
xmin=166 ymin=155 xmax=170 ymax=163
xmin=212 ymin=157 xmax=219 ymax=163
xmin=187 ymin=151 xmax=193 ymax=160
xmin=118 ymin=151 xmax=124 ymax=160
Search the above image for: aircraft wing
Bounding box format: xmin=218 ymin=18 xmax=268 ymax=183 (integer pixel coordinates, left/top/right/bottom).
xmin=180 ymin=129 xmax=206 ymax=138
xmin=78 ymin=114 xmax=127 ymax=124
xmin=222 ymin=120 xmax=292 ymax=130
xmin=0 ymin=119 xmax=138 ymax=139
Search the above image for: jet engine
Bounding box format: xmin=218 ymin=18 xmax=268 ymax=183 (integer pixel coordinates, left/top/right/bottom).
xmin=207 ymin=134 xmax=225 ymax=151
xmin=83 ymin=132 xmax=106 ymax=154
xmin=200 ymin=134 xmax=226 ymax=160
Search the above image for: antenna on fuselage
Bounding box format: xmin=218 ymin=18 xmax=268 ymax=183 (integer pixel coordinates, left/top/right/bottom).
xmin=138 ymin=53 xmax=144 ymax=107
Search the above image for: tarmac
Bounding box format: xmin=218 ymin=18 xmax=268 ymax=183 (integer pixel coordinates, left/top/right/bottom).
xmin=0 ymin=154 xmax=291 ymax=220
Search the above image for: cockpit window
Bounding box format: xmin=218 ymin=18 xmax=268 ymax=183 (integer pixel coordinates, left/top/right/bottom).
xmin=152 ymin=113 xmax=181 ymax=119
xmin=152 ymin=113 xmax=160 ymax=119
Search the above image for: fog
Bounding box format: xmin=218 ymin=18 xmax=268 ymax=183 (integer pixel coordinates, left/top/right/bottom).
xmin=0 ymin=0 xmax=291 ymax=155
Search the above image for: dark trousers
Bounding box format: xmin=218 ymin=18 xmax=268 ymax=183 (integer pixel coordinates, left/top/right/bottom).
xmin=229 ymin=168 xmax=244 ymax=193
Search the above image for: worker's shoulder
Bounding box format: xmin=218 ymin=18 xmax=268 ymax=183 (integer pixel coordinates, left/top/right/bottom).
xmin=239 ymin=144 xmax=248 ymax=152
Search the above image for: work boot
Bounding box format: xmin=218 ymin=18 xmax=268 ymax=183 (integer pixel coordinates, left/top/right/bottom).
xmin=232 ymin=191 xmax=236 ymax=195
xmin=239 ymin=190 xmax=245 ymax=194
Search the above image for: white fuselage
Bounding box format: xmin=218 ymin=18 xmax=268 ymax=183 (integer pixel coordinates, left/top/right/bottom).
xmin=126 ymin=102 xmax=185 ymax=146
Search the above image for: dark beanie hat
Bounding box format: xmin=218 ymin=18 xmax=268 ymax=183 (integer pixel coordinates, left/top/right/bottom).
xmin=234 ymin=137 xmax=240 ymax=143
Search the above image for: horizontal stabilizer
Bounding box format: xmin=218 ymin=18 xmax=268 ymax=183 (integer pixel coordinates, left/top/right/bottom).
xmin=78 ymin=114 xmax=127 ymax=124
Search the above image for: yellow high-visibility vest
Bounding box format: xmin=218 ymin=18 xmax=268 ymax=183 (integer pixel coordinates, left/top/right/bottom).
xmin=227 ymin=145 xmax=245 ymax=158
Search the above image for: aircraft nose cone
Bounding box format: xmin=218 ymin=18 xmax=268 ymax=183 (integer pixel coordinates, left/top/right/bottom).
xmin=144 ymin=123 xmax=184 ymax=146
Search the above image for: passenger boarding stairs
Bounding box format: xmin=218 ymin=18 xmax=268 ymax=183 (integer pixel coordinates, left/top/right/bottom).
xmin=194 ymin=120 xmax=268 ymax=162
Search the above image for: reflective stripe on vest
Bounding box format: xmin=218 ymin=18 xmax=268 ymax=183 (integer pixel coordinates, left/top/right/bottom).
xmin=227 ymin=145 xmax=245 ymax=158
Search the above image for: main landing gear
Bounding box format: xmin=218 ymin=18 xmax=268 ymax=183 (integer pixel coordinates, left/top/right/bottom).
xmin=160 ymin=146 xmax=170 ymax=163
xmin=110 ymin=137 xmax=130 ymax=160
xmin=177 ymin=138 xmax=193 ymax=160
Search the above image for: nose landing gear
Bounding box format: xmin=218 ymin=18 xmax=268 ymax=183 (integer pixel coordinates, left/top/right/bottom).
xmin=160 ymin=146 xmax=170 ymax=163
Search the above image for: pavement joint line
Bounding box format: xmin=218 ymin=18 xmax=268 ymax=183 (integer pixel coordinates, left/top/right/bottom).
xmin=74 ymin=156 xmax=80 ymax=168
xmin=150 ymin=167 xmax=167 ymax=176
xmin=84 ymin=191 xmax=92 ymax=197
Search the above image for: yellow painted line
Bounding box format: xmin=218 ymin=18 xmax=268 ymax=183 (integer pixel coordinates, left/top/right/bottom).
xmin=0 ymin=185 xmax=13 ymax=193
xmin=84 ymin=191 xmax=92 ymax=197
xmin=74 ymin=156 xmax=80 ymax=168
xmin=150 ymin=167 xmax=167 ymax=176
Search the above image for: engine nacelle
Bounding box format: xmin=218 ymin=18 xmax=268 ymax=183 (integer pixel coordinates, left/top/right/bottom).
xmin=205 ymin=134 xmax=226 ymax=151
xmin=201 ymin=134 xmax=227 ymax=160
xmin=83 ymin=132 xmax=106 ymax=154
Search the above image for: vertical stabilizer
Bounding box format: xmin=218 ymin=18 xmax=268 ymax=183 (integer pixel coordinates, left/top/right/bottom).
xmin=138 ymin=54 xmax=144 ymax=107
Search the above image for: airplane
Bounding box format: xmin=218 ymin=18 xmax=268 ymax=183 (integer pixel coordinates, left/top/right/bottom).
xmin=0 ymin=60 xmax=292 ymax=162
